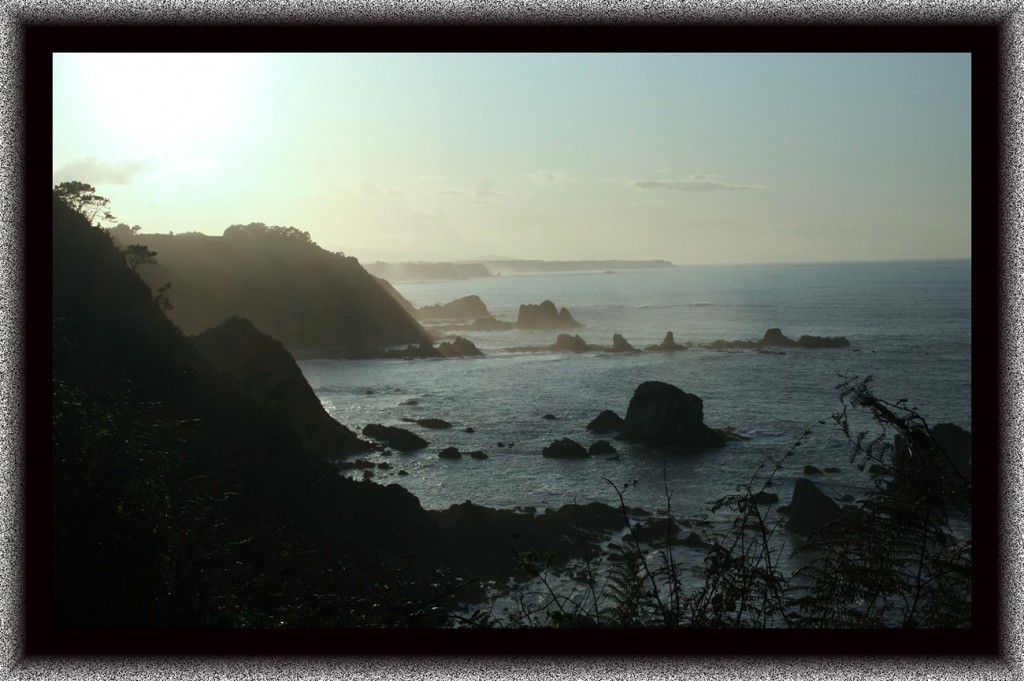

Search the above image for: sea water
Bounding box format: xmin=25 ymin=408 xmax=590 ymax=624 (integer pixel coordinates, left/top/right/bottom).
xmin=299 ymin=260 xmax=971 ymax=531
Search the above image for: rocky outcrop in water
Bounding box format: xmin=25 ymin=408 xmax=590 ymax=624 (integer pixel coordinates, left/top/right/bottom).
xmin=542 ymin=437 xmax=590 ymax=459
xmin=438 ymin=447 xmax=462 ymax=460
xmin=645 ymin=331 xmax=688 ymax=352
xmin=516 ymin=300 xmax=581 ymax=329
xmin=361 ymin=424 xmax=429 ymax=451
xmin=759 ymin=328 xmax=800 ymax=348
xmin=608 ymin=333 xmax=638 ymax=353
xmin=383 ymin=336 xmax=484 ymax=359
xmin=437 ymin=336 xmax=484 ymax=357
xmin=589 ymin=440 xmax=617 ymax=455
xmin=796 ymin=334 xmax=850 ymax=348
xmin=417 ymin=295 xmax=491 ymax=320
xmin=618 ymin=381 xmax=727 ymax=450
xmin=549 ymin=334 xmax=590 ymax=353
xmin=783 ymin=477 xmax=842 ymax=535
xmin=704 ymin=338 xmax=759 ymax=350
xmin=588 ymin=410 xmax=625 ymax=434
xmin=702 ymin=328 xmax=849 ymax=351
xmin=403 ymin=418 xmax=453 ymax=429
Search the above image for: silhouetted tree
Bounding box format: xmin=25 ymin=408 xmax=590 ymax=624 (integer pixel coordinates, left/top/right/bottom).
xmin=124 ymin=244 xmax=158 ymax=270
xmin=54 ymin=181 xmax=117 ymax=225
xmin=155 ymin=282 xmax=174 ymax=311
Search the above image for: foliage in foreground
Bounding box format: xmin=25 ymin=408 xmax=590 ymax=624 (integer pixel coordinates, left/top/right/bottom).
xmin=460 ymin=376 xmax=971 ymax=629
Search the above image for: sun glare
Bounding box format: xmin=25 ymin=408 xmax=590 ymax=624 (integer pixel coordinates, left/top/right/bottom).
xmin=79 ymin=53 xmax=255 ymax=151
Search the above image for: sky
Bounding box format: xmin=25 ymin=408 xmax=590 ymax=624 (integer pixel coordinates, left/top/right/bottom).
xmin=52 ymin=52 xmax=971 ymax=265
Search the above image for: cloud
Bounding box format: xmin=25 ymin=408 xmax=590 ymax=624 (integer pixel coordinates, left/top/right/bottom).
xmin=436 ymin=180 xmax=521 ymax=204
xmin=526 ymin=170 xmax=566 ymax=185
xmin=632 ymin=175 xmax=763 ymax=192
xmin=52 ymin=156 xmax=152 ymax=185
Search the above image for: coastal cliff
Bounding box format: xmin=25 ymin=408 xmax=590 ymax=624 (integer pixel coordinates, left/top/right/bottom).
xmin=117 ymin=224 xmax=432 ymax=356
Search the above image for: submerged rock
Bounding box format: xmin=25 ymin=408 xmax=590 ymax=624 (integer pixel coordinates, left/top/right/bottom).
xmin=589 ymin=440 xmax=617 ymax=455
xmin=618 ymin=381 xmax=727 ymax=450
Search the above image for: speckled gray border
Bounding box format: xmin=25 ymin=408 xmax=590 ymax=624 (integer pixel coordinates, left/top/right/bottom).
xmin=3 ymin=1 xmax=1021 ymax=679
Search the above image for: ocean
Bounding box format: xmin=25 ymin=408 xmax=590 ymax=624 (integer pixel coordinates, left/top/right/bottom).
xmin=298 ymin=260 xmax=971 ymax=539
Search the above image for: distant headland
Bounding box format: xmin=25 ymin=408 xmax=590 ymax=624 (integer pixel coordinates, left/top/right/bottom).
xmin=364 ymin=259 xmax=676 ymax=282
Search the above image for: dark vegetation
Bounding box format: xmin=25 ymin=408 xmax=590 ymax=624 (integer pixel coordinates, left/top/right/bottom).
xmin=49 ymin=185 xmax=971 ymax=632
xmin=53 ymin=192 xmax=456 ymax=626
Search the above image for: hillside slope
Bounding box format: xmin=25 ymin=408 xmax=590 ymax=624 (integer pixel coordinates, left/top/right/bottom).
xmin=119 ymin=224 xmax=432 ymax=356
xmin=51 ymin=196 xmax=446 ymax=628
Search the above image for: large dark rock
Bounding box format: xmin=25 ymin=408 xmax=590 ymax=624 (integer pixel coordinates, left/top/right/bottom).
xmin=549 ymin=334 xmax=590 ymax=353
xmin=618 ymin=381 xmax=727 ymax=450
xmin=417 ymin=295 xmax=490 ymax=320
xmin=784 ymin=477 xmax=841 ymax=535
xmin=542 ymin=438 xmax=590 ymax=459
xmin=516 ymin=300 xmax=581 ymax=329
xmin=361 ymin=424 xmax=429 ymax=451
xmin=588 ymin=410 xmax=625 ymax=433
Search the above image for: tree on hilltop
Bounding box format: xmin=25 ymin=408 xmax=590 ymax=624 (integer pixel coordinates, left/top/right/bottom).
xmin=54 ymin=181 xmax=117 ymax=226
xmin=223 ymin=222 xmax=313 ymax=245
xmin=124 ymin=244 xmax=158 ymax=271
